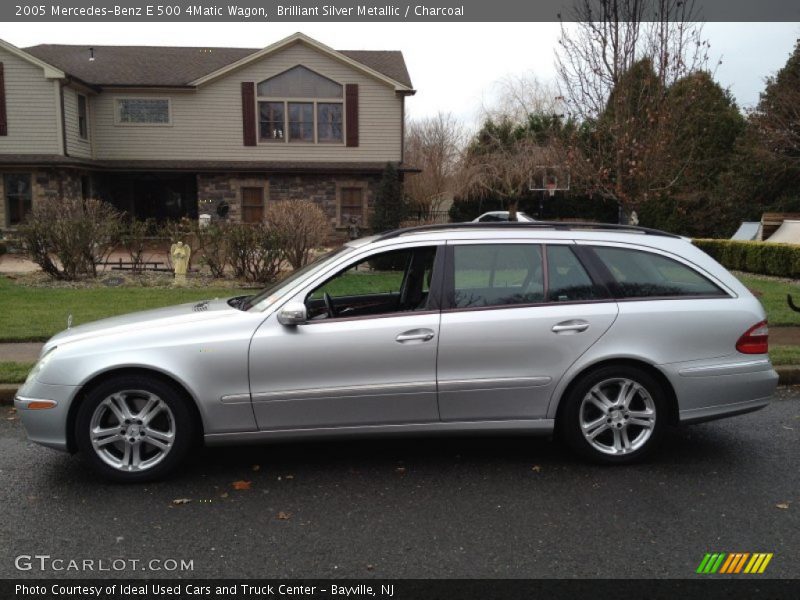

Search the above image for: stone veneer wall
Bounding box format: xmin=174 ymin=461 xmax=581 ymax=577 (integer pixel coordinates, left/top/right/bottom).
xmin=197 ymin=173 xmax=380 ymax=229
xmin=1 ymin=168 xmax=84 ymax=229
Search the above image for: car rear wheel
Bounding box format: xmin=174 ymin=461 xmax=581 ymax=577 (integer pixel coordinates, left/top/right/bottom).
xmin=75 ymin=375 xmax=195 ymax=482
xmin=559 ymin=365 xmax=666 ymax=464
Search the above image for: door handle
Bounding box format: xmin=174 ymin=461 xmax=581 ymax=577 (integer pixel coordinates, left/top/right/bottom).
xmin=551 ymin=320 xmax=590 ymax=333
xmin=396 ymin=329 xmax=435 ymax=343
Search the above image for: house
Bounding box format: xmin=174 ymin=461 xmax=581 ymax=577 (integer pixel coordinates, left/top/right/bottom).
xmin=0 ymin=32 xmax=415 ymax=230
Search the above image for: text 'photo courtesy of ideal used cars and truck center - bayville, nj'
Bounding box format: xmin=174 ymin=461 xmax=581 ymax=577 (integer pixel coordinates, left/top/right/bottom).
xmin=0 ymin=1 xmax=798 ymax=599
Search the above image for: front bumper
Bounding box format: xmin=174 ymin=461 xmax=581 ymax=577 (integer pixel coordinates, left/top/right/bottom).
xmin=14 ymin=379 xmax=78 ymax=452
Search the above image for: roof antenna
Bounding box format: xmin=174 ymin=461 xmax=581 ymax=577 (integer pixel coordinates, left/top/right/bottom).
xmin=89 ymin=47 xmax=95 ymax=62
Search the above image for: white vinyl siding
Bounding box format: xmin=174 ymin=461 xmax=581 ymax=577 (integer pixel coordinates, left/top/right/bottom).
xmin=91 ymin=43 xmax=403 ymax=162
xmin=0 ymin=47 xmax=60 ymax=155
xmin=63 ymin=86 xmax=92 ymax=158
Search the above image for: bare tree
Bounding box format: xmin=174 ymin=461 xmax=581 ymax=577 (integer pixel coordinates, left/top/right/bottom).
xmin=404 ymin=112 xmax=465 ymax=217
xmin=556 ymin=0 xmax=713 ymax=214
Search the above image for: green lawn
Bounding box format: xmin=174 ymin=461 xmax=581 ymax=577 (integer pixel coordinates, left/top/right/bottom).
xmin=737 ymin=275 xmax=800 ymax=327
xmin=0 ymin=276 xmax=247 ymax=342
xmin=0 ymin=361 xmax=35 ymax=384
xmin=770 ymin=345 xmax=800 ymax=366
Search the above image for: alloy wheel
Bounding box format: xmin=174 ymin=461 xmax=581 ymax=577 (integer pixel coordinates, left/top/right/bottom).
xmin=89 ymin=390 xmax=176 ymax=472
xmin=578 ymin=377 xmax=656 ymax=456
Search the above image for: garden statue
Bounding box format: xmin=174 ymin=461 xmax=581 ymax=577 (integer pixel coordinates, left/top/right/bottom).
xmin=171 ymin=241 xmax=191 ymax=285
xmin=348 ymin=215 xmax=361 ymax=240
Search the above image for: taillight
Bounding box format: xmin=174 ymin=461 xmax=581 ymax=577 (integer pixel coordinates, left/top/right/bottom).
xmin=736 ymin=320 xmax=769 ymax=354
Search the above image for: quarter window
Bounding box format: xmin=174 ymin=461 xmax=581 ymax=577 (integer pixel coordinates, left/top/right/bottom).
xmin=450 ymin=244 xmax=544 ymax=309
xmin=546 ymin=246 xmax=607 ymax=302
xmin=590 ymin=246 xmax=725 ymax=298
xmin=116 ymin=98 xmax=170 ymax=125
xmin=4 ymin=173 xmax=32 ymax=226
xmin=317 ymin=103 xmax=343 ymax=143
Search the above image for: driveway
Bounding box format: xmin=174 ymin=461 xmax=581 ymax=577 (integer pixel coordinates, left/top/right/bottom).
xmin=0 ymin=389 xmax=798 ymax=579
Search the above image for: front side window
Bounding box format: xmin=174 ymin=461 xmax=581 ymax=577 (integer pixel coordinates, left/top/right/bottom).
xmin=590 ymin=246 xmax=726 ymax=298
xmin=307 ymin=247 xmax=437 ymax=319
xmin=4 ymin=173 xmax=32 ymax=226
xmin=77 ymin=94 xmax=88 ymax=139
xmin=450 ymin=244 xmax=544 ymax=309
xmin=116 ymin=98 xmax=170 ymax=125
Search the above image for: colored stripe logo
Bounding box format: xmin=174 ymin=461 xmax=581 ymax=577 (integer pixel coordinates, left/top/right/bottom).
xmin=696 ymin=553 xmax=773 ymax=574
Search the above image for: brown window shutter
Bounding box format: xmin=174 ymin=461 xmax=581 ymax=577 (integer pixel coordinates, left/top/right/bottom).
xmin=241 ymin=81 xmax=256 ymax=146
xmin=0 ymin=63 xmax=7 ymax=136
xmin=345 ymin=84 xmax=359 ymax=147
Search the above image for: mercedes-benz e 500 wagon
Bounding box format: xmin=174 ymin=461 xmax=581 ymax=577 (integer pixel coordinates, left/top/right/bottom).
xmin=16 ymin=222 xmax=778 ymax=481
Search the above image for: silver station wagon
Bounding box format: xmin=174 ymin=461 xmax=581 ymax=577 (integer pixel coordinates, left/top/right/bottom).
xmin=16 ymin=222 xmax=778 ymax=481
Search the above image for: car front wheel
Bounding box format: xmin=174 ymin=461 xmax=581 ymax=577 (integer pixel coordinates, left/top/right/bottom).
xmin=75 ymin=375 xmax=195 ymax=482
xmin=560 ymin=365 xmax=667 ymax=464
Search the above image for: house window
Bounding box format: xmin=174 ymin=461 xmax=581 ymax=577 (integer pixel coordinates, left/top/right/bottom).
xmin=288 ymin=102 xmax=314 ymax=142
xmin=317 ymin=103 xmax=343 ymax=143
xmin=339 ymin=187 xmax=364 ymax=227
xmin=77 ymin=94 xmax=88 ymax=139
xmin=255 ymin=65 xmax=344 ymax=145
xmin=259 ymin=102 xmax=285 ymax=141
xmin=241 ymin=187 xmax=264 ymax=224
xmin=4 ymin=173 xmax=32 ymax=226
xmin=116 ymin=98 xmax=171 ymax=125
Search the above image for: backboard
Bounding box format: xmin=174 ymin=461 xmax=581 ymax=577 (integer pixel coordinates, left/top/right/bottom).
xmin=529 ymin=166 xmax=570 ymax=197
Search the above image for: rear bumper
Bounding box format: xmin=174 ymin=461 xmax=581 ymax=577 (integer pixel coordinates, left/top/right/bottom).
xmin=663 ymin=357 xmax=778 ymax=424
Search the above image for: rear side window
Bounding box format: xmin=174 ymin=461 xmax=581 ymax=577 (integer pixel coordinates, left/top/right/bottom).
xmin=451 ymin=244 xmax=544 ymax=308
xmin=546 ymin=246 xmax=608 ymax=302
xmin=590 ymin=246 xmax=726 ymax=298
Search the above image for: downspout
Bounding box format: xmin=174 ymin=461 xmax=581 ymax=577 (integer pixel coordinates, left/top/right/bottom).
xmin=59 ymin=78 xmax=69 ymax=158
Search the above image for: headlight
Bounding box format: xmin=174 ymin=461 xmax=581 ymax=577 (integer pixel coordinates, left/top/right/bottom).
xmin=25 ymin=346 xmax=58 ymax=384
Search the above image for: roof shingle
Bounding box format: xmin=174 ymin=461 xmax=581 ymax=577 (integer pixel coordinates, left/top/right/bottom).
xmin=22 ymin=44 xmax=413 ymax=88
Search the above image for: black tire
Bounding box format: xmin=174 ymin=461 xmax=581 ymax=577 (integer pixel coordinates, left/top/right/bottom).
xmin=558 ymin=365 xmax=667 ymax=464
xmin=75 ymin=375 xmax=196 ymax=482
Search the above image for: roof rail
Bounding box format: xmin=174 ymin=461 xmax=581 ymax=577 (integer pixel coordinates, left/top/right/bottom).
xmin=374 ymin=221 xmax=682 ymax=241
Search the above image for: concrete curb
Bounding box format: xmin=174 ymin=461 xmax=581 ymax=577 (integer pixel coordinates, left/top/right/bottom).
xmin=3 ymin=369 xmax=800 ymax=406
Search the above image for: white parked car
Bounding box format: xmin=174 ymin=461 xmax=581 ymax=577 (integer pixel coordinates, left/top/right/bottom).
xmin=473 ymin=211 xmax=536 ymax=223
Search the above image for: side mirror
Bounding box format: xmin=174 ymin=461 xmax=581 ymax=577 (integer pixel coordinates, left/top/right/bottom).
xmin=277 ymin=301 xmax=307 ymax=326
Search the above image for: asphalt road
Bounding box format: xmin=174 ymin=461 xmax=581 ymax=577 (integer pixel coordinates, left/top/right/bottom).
xmin=0 ymin=389 xmax=798 ymax=580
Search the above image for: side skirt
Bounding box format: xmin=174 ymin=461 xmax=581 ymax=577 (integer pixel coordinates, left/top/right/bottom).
xmin=204 ymin=418 xmax=555 ymax=446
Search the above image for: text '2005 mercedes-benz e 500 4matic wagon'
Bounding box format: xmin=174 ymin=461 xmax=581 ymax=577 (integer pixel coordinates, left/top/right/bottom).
xmin=15 ymin=222 xmax=778 ymax=481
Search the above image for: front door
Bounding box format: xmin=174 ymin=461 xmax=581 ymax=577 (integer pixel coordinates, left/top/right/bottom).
xmin=249 ymin=244 xmax=443 ymax=430
xmin=436 ymin=241 xmax=619 ymax=421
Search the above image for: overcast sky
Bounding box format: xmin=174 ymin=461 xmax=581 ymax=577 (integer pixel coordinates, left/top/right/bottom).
xmin=1 ymin=22 xmax=798 ymax=126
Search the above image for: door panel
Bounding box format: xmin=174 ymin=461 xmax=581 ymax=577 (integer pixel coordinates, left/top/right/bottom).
xmin=437 ymin=303 xmax=618 ymax=421
xmin=249 ymin=243 xmax=443 ymax=430
xmin=249 ymin=313 xmax=440 ymax=429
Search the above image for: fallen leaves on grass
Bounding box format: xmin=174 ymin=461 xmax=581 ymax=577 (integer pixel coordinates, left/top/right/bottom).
xmin=776 ymin=502 xmax=790 ymax=510
xmin=231 ymin=480 xmax=252 ymax=490
xmin=531 ymin=465 xmax=542 ymax=473
xmin=172 ymin=498 xmax=192 ymax=505
xmin=277 ymin=511 xmax=292 ymax=520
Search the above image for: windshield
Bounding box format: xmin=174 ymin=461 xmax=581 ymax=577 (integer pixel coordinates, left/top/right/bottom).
xmin=242 ymin=246 xmax=353 ymax=312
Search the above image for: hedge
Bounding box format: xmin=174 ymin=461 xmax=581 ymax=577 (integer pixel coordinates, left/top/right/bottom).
xmin=693 ymin=239 xmax=800 ymax=278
